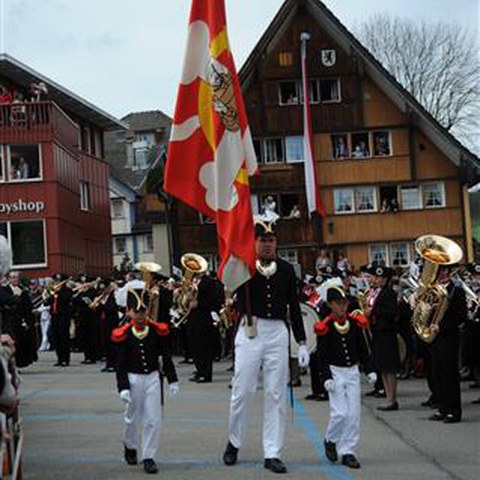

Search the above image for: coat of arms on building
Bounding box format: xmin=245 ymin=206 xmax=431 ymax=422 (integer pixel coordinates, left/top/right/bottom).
xmin=321 ymin=49 xmax=336 ymax=67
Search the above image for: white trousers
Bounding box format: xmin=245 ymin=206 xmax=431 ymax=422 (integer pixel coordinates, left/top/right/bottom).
xmin=39 ymin=314 xmax=50 ymax=351
xmin=325 ymin=365 xmax=361 ymax=456
xmin=124 ymin=372 xmax=162 ymax=461
xmin=228 ymin=318 xmax=289 ymax=459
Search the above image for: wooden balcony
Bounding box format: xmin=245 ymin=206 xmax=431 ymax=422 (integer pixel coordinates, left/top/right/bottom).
xmin=323 ymin=208 xmax=464 ymax=245
xmin=0 ymin=101 xmax=79 ymax=150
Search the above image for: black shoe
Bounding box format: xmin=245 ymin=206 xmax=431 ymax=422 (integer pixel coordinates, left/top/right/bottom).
xmin=101 ymin=367 xmax=109 ymax=372
xmin=53 ymin=362 xmax=63 ymax=367
xmin=124 ymin=445 xmax=137 ymax=465
xmin=365 ymin=389 xmax=378 ymax=397
xmin=373 ymin=389 xmax=386 ymax=398
xmin=107 ymin=367 xmax=116 ymax=372
xmin=304 ymin=393 xmax=319 ymax=400
xmin=472 ymin=398 xmax=480 ymax=404
xmin=443 ymin=414 xmax=461 ymax=424
xmin=143 ymin=458 xmax=158 ymax=474
xmin=377 ymin=402 xmax=399 ymax=411
xmin=288 ymin=379 xmax=301 ymax=388
xmin=341 ymin=454 xmax=361 ymax=469
xmin=222 ymin=442 xmax=238 ymax=466
xmin=196 ymin=377 xmax=212 ymax=383
xmin=429 ymin=412 xmax=446 ymax=421
xmin=324 ymin=440 xmax=337 ymax=462
xmin=469 ymin=382 xmax=480 ymax=389
xmin=264 ymin=458 xmax=287 ymax=474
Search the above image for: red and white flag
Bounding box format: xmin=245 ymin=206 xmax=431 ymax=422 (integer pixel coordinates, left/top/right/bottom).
xmin=164 ymin=0 xmax=257 ymax=291
xmin=301 ymin=34 xmax=325 ymax=218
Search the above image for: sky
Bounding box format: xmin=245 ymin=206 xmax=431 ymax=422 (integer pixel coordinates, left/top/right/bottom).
xmin=1 ymin=0 xmax=478 ymax=120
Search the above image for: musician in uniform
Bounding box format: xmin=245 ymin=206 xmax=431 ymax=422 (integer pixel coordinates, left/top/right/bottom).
xmin=222 ymin=221 xmax=309 ymax=474
xmin=73 ymin=275 xmax=98 ymax=364
xmin=112 ymin=285 xmax=179 ymax=474
xmin=46 ymin=274 xmax=73 ymax=367
xmin=466 ymin=263 xmax=480 ymax=404
xmin=426 ymin=266 xmax=467 ymax=422
xmin=315 ymin=286 xmax=376 ymax=469
xmin=187 ymin=270 xmax=224 ymax=383
xmin=1 ymin=271 xmax=38 ymax=368
xmin=369 ymin=265 xmax=400 ymax=411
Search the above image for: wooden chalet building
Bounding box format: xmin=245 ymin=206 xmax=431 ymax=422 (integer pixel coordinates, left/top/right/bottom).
xmin=171 ymin=0 xmax=480 ymax=273
xmin=0 ymin=54 xmax=125 ymax=277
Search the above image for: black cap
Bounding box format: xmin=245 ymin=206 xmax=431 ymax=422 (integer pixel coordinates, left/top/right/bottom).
xmin=327 ymin=286 xmax=347 ymax=303
xmin=127 ymin=288 xmax=150 ymax=313
xmin=254 ymin=220 xmax=276 ymax=238
xmin=467 ymin=263 xmax=480 ymax=275
xmin=373 ymin=265 xmax=394 ymax=278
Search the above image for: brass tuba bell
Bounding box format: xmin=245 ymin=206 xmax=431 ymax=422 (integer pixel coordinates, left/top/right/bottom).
xmin=171 ymin=254 xmax=208 ymax=328
xmin=134 ymin=262 xmax=162 ymax=319
xmin=411 ymin=235 xmax=463 ymax=343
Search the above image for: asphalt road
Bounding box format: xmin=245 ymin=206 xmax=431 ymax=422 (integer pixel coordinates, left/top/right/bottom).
xmin=18 ymin=352 xmax=480 ymax=480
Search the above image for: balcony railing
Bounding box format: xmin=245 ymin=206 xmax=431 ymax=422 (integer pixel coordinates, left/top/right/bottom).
xmin=0 ymin=101 xmax=79 ymax=150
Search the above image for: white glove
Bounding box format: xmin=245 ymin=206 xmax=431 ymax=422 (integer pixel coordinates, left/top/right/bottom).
xmin=119 ymin=389 xmax=131 ymax=404
xmin=367 ymin=372 xmax=377 ymax=385
xmin=297 ymin=344 xmax=310 ymax=368
xmin=324 ymin=379 xmax=335 ymax=392
xmin=168 ymin=382 xmax=180 ymax=397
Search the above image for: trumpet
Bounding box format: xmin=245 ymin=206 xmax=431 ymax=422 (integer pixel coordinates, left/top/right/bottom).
xmin=72 ymin=278 xmax=101 ymax=293
xmin=90 ymin=283 xmax=116 ymax=310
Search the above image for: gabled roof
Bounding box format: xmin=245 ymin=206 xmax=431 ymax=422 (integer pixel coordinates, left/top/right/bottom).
xmin=0 ymin=54 xmax=126 ymax=131
xmin=122 ymin=110 xmax=172 ymax=132
xmin=239 ymin=0 xmax=480 ymax=182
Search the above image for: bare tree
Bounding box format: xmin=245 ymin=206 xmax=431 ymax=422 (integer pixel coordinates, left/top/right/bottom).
xmin=355 ymin=14 xmax=480 ymax=151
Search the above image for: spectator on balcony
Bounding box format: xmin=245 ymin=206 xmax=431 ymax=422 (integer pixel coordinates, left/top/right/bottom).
xmin=287 ymin=204 xmax=301 ymax=219
xmin=352 ymin=141 xmax=369 ymax=158
xmin=390 ymin=198 xmax=399 ymax=212
xmin=0 ymin=85 xmax=12 ymax=104
xmin=10 ymin=92 xmax=27 ymax=126
xmin=380 ymin=198 xmax=390 ymax=214
xmin=28 ymin=82 xmax=48 ymax=102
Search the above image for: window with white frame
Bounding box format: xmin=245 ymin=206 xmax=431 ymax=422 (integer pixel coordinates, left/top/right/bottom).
xmin=111 ymin=199 xmax=124 ymax=219
xmin=356 ymin=186 xmax=377 ymax=213
xmin=400 ymin=185 xmax=421 ymax=210
xmin=423 ymin=182 xmax=445 ymax=208
xmin=373 ymin=130 xmax=391 ymax=156
xmin=135 ymin=131 xmax=156 ymax=146
xmin=278 ymin=81 xmax=299 ymax=105
xmin=80 ymin=181 xmax=91 ymax=211
xmin=264 ymin=138 xmax=285 ymax=163
xmin=390 ymin=242 xmax=410 ymax=266
xmin=334 ymin=189 xmax=354 ymax=214
xmin=369 ymin=243 xmax=388 ymax=266
xmin=285 ymin=136 xmax=304 ymax=163
xmin=144 ymin=233 xmax=154 ymax=253
xmin=114 ymin=237 xmax=127 ymax=254
xmin=7 ymin=220 xmax=47 ymax=267
xmin=133 ymin=147 xmax=149 ymax=169
xmin=319 ymin=78 xmax=341 ymax=102
xmin=8 ymin=144 xmax=42 ymax=181
xmin=279 ymin=249 xmax=299 ymax=265
xmin=331 ymin=134 xmax=349 ymax=159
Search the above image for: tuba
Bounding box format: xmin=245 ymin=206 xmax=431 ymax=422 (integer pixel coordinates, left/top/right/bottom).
xmin=134 ymin=262 xmax=162 ymax=319
xmin=171 ymin=253 xmax=208 ymax=328
xmin=411 ymin=235 xmax=463 ymax=343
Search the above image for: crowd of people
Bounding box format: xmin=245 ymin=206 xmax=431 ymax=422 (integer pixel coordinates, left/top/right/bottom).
xmin=0 ymin=81 xmax=49 ymax=127
xmin=0 ymin=228 xmax=479 ymax=474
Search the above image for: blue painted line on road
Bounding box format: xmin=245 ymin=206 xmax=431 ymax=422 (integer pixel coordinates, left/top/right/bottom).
xmin=294 ymin=396 xmax=355 ymax=480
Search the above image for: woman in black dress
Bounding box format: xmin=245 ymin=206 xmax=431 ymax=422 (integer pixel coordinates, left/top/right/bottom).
xmin=369 ymin=266 xmax=400 ymax=410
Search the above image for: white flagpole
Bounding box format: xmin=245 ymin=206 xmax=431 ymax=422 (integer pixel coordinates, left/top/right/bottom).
xmin=300 ymin=31 xmax=317 ymax=219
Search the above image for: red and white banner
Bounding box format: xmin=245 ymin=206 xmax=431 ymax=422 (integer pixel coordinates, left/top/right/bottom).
xmin=164 ymin=0 xmax=257 ymax=291
xmin=301 ymin=35 xmax=325 ymax=218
